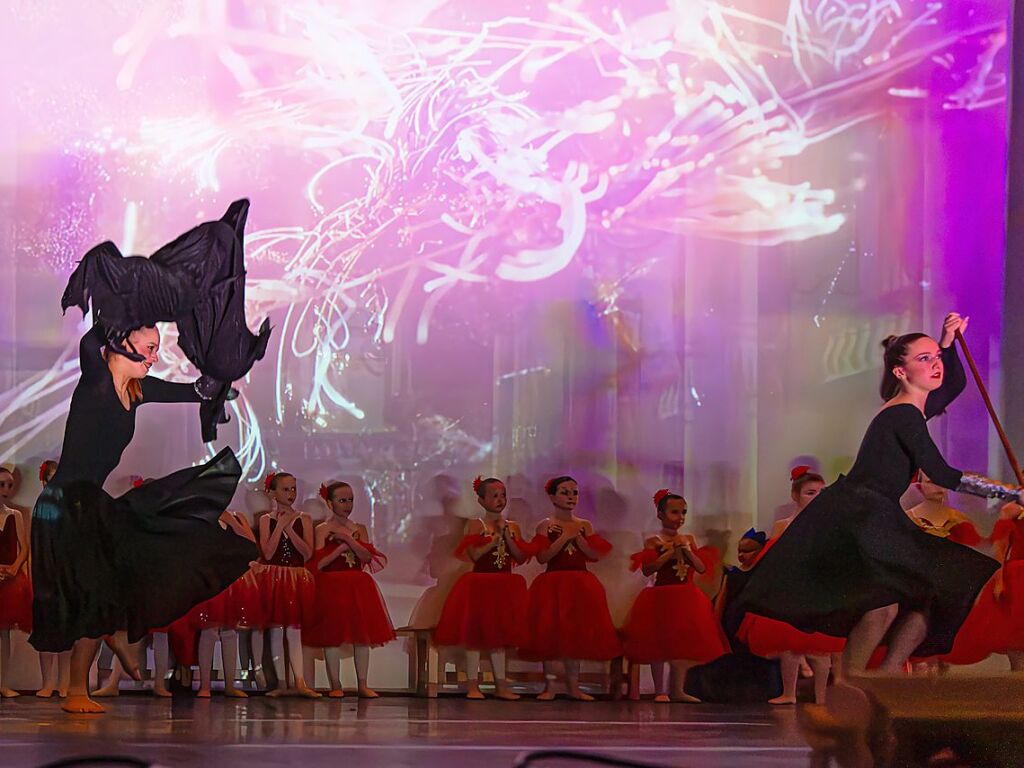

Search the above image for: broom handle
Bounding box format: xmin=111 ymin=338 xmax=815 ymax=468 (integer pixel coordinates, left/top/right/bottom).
xmin=955 ymin=329 xmax=1024 ymax=485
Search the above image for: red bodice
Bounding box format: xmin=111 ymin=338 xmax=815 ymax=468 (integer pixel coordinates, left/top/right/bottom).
xmin=264 ymin=516 xmax=308 ymax=567
xmin=319 ymin=538 xmax=366 ymax=572
xmin=472 ymin=530 xmax=521 ymax=574
xmin=544 ymin=526 xmax=591 ymax=572
xmin=652 ymin=544 xmax=693 ymax=586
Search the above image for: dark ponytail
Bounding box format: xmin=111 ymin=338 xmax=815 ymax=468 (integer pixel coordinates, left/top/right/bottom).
xmin=880 ymin=333 xmax=929 ymax=401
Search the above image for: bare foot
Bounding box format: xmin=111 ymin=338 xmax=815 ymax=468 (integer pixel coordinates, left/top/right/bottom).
xmin=1 ymin=688 xmax=21 ymax=698
xmin=357 ymin=686 xmax=379 ymax=699
xmin=224 ymin=687 xmax=248 ymax=699
xmin=537 ymin=689 xmax=557 ymax=701
xmin=92 ymin=682 xmax=121 ymax=698
xmin=328 ymin=689 xmax=345 ymax=699
xmin=568 ymin=690 xmax=595 ymax=702
xmin=152 ymin=685 xmax=173 ymax=699
xmin=769 ymin=695 xmax=797 ymax=705
xmin=106 ymin=634 xmax=141 ymax=681
xmin=36 ymin=687 xmax=55 ymax=698
xmin=654 ymin=694 xmax=671 ymax=703
xmin=196 ymin=689 xmax=212 ymax=699
xmin=673 ymin=693 xmax=701 ymax=703
xmin=62 ymin=695 xmax=105 ymax=714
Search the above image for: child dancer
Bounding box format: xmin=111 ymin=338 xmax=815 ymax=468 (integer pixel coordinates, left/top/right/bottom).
xmin=0 ymin=468 xmax=31 ymax=697
xmin=737 ymin=467 xmax=844 ymax=705
xmin=257 ymin=472 xmax=319 ymax=697
xmin=522 ymin=476 xmax=621 ymax=701
xmin=304 ymin=481 xmax=394 ymax=698
xmin=35 ymin=461 xmax=71 ymax=698
xmin=622 ymin=490 xmax=728 ymax=702
xmin=434 ymin=477 xmax=531 ymax=700
xmin=194 ymin=509 xmax=263 ymax=698
xmin=714 ymin=529 xmax=768 ymax=626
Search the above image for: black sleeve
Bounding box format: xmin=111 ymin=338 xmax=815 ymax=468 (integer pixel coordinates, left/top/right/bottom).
xmin=893 ymin=407 xmax=963 ymax=490
xmin=140 ymin=377 xmax=203 ymax=404
xmin=925 ymin=344 xmax=967 ymax=420
xmin=78 ymin=324 xmax=107 ymax=379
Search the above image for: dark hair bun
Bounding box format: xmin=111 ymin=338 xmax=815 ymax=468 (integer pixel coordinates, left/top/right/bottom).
xmin=880 ymin=335 xmax=899 ymax=351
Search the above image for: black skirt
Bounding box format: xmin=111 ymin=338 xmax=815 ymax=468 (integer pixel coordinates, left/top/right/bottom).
xmin=725 ymin=476 xmax=999 ymax=658
xmin=30 ymin=447 xmax=257 ymax=652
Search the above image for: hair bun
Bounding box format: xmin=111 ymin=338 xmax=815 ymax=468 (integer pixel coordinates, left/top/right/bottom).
xmin=880 ymin=334 xmax=900 ymax=351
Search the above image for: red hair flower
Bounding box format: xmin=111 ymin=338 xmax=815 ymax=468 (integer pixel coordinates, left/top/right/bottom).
xmin=652 ymin=489 xmax=672 ymax=508
xmin=131 ymin=475 xmax=145 ymax=489
xmin=790 ymin=465 xmax=812 ymax=483
xmin=472 ymin=475 xmax=483 ymax=493
xmin=264 ymin=472 xmax=277 ymax=493
xmin=38 ymin=462 xmax=49 ymax=482
xmin=319 ymin=483 xmax=330 ymax=502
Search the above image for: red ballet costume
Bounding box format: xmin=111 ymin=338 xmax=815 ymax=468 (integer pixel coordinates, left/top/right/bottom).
xmin=943 ymin=516 xmax=1024 ymax=664
xmin=622 ymin=541 xmax=728 ymax=664
xmin=521 ymin=528 xmax=622 ymax=661
xmin=434 ymin=523 xmax=530 ymax=650
xmin=190 ymin=514 xmax=264 ymax=632
xmin=736 ymin=537 xmax=846 ymax=657
xmin=256 ymin=517 xmax=315 ymax=628
xmin=0 ymin=511 xmax=31 ymax=632
xmin=303 ymin=537 xmax=395 ymax=648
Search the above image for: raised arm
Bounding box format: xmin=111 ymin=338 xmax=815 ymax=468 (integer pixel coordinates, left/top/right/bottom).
xmin=78 ymin=323 xmax=108 ymax=380
xmin=925 ymin=343 xmax=966 ymax=420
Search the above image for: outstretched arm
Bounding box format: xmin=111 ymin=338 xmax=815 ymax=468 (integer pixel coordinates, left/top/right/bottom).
xmin=140 ymin=376 xmax=203 ymax=404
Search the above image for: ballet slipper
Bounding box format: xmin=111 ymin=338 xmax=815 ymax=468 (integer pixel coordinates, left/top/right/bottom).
xmin=106 ymin=635 xmax=141 ymax=681
xmin=62 ymin=695 xmax=105 ymax=714
xmin=536 ymin=690 xmax=557 ymax=701
xmin=328 ymin=689 xmax=345 ymax=699
xmin=152 ymin=682 xmax=173 ymax=698
xmin=494 ymin=688 xmax=520 ymax=701
xmin=266 ymin=687 xmax=288 ymax=697
xmin=769 ymin=695 xmax=798 ymax=705
xmin=224 ymin=687 xmax=248 ymax=698
xmin=92 ymin=682 xmax=121 ymax=698
xmin=568 ymin=689 xmax=595 ymax=702
xmin=36 ymin=687 xmax=56 ymax=698
xmin=296 ymin=685 xmax=321 ymax=699
xmin=1 ymin=688 xmax=21 ymax=698
xmin=653 ymin=694 xmax=671 ymax=703
xmin=357 ymin=686 xmax=379 ymax=699
xmin=672 ymin=693 xmax=701 ymax=703
xmin=465 ymin=690 xmax=486 ymax=700
xmin=196 ymin=688 xmax=212 ymax=699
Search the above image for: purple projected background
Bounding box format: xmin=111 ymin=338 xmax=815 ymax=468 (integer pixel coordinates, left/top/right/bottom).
xmin=0 ymin=1 xmax=1013 ymax=646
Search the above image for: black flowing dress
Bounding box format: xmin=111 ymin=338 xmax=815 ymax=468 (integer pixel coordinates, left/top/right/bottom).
xmin=30 ymin=325 xmax=258 ymax=652
xmin=725 ymin=346 xmax=999 ymax=658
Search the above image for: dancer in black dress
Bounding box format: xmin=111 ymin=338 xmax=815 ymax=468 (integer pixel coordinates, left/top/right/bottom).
xmin=726 ymin=313 xmax=1022 ymax=675
xmin=31 ymin=200 xmax=270 ymax=713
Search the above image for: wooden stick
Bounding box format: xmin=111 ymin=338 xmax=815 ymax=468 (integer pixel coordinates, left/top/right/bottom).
xmin=955 ymin=329 xmax=1024 ymax=485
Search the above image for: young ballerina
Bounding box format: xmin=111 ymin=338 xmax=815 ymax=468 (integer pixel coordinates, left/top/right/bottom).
xmin=434 ymin=477 xmax=530 ymax=700
xmin=35 ymin=461 xmax=71 ymax=699
xmin=33 ymin=200 xmax=269 ymax=713
xmin=736 ymin=467 xmax=844 ymax=705
xmin=522 ymin=476 xmax=621 ymax=701
xmin=0 ymin=468 xmax=31 ymax=698
xmin=727 ymin=312 xmax=1020 ymax=678
xmin=907 ymin=472 xmax=982 ymax=546
xmin=304 ymin=481 xmax=395 ymax=698
xmin=256 ymin=471 xmax=319 ymax=698
xmin=193 ymin=509 xmax=263 ymax=698
xmin=621 ymin=490 xmax=728 ymax=702
xmin=714 ymin=529 xmax=767 ymax=625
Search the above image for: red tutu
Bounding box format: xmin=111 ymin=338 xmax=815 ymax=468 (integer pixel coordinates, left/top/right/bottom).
xmin=622 ymin=583 xmax=728 ymax=664
xmin=942 ymin=560 xmax=1024 ymax=664
xmin=738 ymin=613 xmax=845 ymax=657
xmin=434 ymin=572 xmax=529 ymax=650
xmin=521 ymin=571 xmax=622 ymax=661
xmin=190 ymin=568 xmax=264 ymax=630
xmin=0 ymin=569 xmax=32 ymax=632
xmin=256 ymin=564 xmax=315 ymax=628
xmin=303 ymin=569 xmax=395 ymax=648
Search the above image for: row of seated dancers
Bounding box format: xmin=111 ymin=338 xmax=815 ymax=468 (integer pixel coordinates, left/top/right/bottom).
xmin=1 ymin=462 xmax=1022 ymax=702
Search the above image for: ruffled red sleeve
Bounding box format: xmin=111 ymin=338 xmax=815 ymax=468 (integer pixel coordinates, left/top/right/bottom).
xmin=454 ymin=534 xmax=490 ymax=560
xmin=629 ymin=548 xmax=659 ymax=572
xmin=584 ymin=534 xmax=613 ymax=556
xmin=510 ymin=537 xmax=535 ymax=563
xmin=527 ymin=533 xmax=552 ymax=554
xmin=359 ymin=541 xmax=387 ymax=573
xmin=948 ymin=522 xmax=982 ymax=547
xmin=693 ymin=545 xmax=721 ymax=592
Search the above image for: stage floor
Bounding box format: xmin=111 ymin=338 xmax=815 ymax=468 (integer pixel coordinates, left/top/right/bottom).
xmin=0 ymin=695 xmax=810 ymax=767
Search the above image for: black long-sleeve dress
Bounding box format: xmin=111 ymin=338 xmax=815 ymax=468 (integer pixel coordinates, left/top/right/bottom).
xmin=724 ymin=345 xmax=999 ymax=658
xmin=30 ymin=333 xmax=258 ymax=652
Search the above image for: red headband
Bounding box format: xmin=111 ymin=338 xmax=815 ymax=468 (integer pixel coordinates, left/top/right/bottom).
xmin=319 ymin=483 xmax=330 ymax=501
xmin=653 ymin=488 xmax=672 ymax=508
xmin=264 ymin=472 xmax=276 ymax=493
xmin=790 ymin=465 xmax=812 ymax=483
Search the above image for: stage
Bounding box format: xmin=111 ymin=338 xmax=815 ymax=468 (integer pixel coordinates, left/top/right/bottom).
xmin=0 ymin=696 xmax=810 ymax=767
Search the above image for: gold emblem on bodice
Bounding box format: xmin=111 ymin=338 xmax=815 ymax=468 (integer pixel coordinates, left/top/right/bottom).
xmin=493 ymin=534 xmax=508 ymax=569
